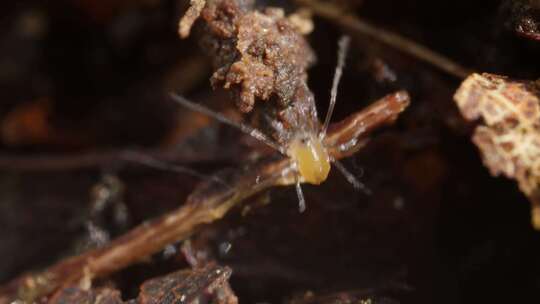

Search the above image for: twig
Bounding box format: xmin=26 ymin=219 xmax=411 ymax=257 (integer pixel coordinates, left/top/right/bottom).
xmin=295 ymin=0 xmax=472 ymax=78
xmin=0 ymin=148 xmax=228 ymax=172
xmin=0 ymin=91 xmax=409 ymax=304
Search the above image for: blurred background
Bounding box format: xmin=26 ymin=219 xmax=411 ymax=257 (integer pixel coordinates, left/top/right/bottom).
xmin=0 ymin=0 xmax=540 ymax=303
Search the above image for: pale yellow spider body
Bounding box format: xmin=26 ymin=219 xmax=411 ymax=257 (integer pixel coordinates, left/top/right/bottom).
xmin=287 ymin=135 xmax=331 ymax=185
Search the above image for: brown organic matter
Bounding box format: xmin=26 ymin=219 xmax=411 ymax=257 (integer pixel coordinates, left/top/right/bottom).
xmin=455 ymin=73 xmax=540 ymax=228
xmin=2 ymin=0 xmax=540 ymax=303
xmin=180 ymin=0 xmax=320 ymax=147
xmin=44 ymin=265 xmax=236 ymax=304
xmin=0 ymin=91 xmax=409 ymax=304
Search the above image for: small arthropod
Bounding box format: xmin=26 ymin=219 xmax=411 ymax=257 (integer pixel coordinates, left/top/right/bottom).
xmin=171 ymin=36 xmax=366 ymax=212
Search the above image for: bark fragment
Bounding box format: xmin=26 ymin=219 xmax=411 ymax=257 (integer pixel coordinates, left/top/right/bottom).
xmin=179 ymin=0 xmax=316 ymax=118
xmin=137 ymin=265 xmax=237 ymax=304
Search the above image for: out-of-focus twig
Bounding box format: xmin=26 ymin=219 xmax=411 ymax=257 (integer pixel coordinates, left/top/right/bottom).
xmin=0 ymin=148 xmax=229 ymax=172
xmin=0 ymin=91 xmax=409 ymax=304
xmin=295 ymin=0 xmax=472 ymax=78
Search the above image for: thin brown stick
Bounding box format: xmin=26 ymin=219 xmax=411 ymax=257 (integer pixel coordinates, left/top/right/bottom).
xmin=0 ymin=92 xmax=409 ymax=304
xmin=296 ymin=0 xmax=471 ymax=79
xmin=0 ymin=148 xmax=228 ymax=172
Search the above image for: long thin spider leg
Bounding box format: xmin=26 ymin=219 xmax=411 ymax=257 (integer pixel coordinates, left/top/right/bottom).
xmin=331 ymin=158 xmax=372 ymax=195
xmin=296 ymin=180 xmax=307 ymax=212
xmin=170 ymin=93 xmax=286 ymax=154
xmin=321 ymin=35 xmax=351 ymax=137
xmin=122 ymin=151 xmax=229 ymax=187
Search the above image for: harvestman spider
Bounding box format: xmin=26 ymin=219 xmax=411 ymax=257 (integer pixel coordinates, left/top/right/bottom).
xmin=170 ymin=36 xmax=369 ymax=212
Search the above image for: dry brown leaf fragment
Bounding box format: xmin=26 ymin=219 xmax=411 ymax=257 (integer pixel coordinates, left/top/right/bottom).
xmin=454 ymin=73 xmax=540 ymax=228
xmin=137 ymin=265 xmax=237 ymax=304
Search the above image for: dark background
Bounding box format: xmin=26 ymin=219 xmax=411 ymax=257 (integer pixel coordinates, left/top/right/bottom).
xmin=0 ymin=0 xmax=539 ymax=303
